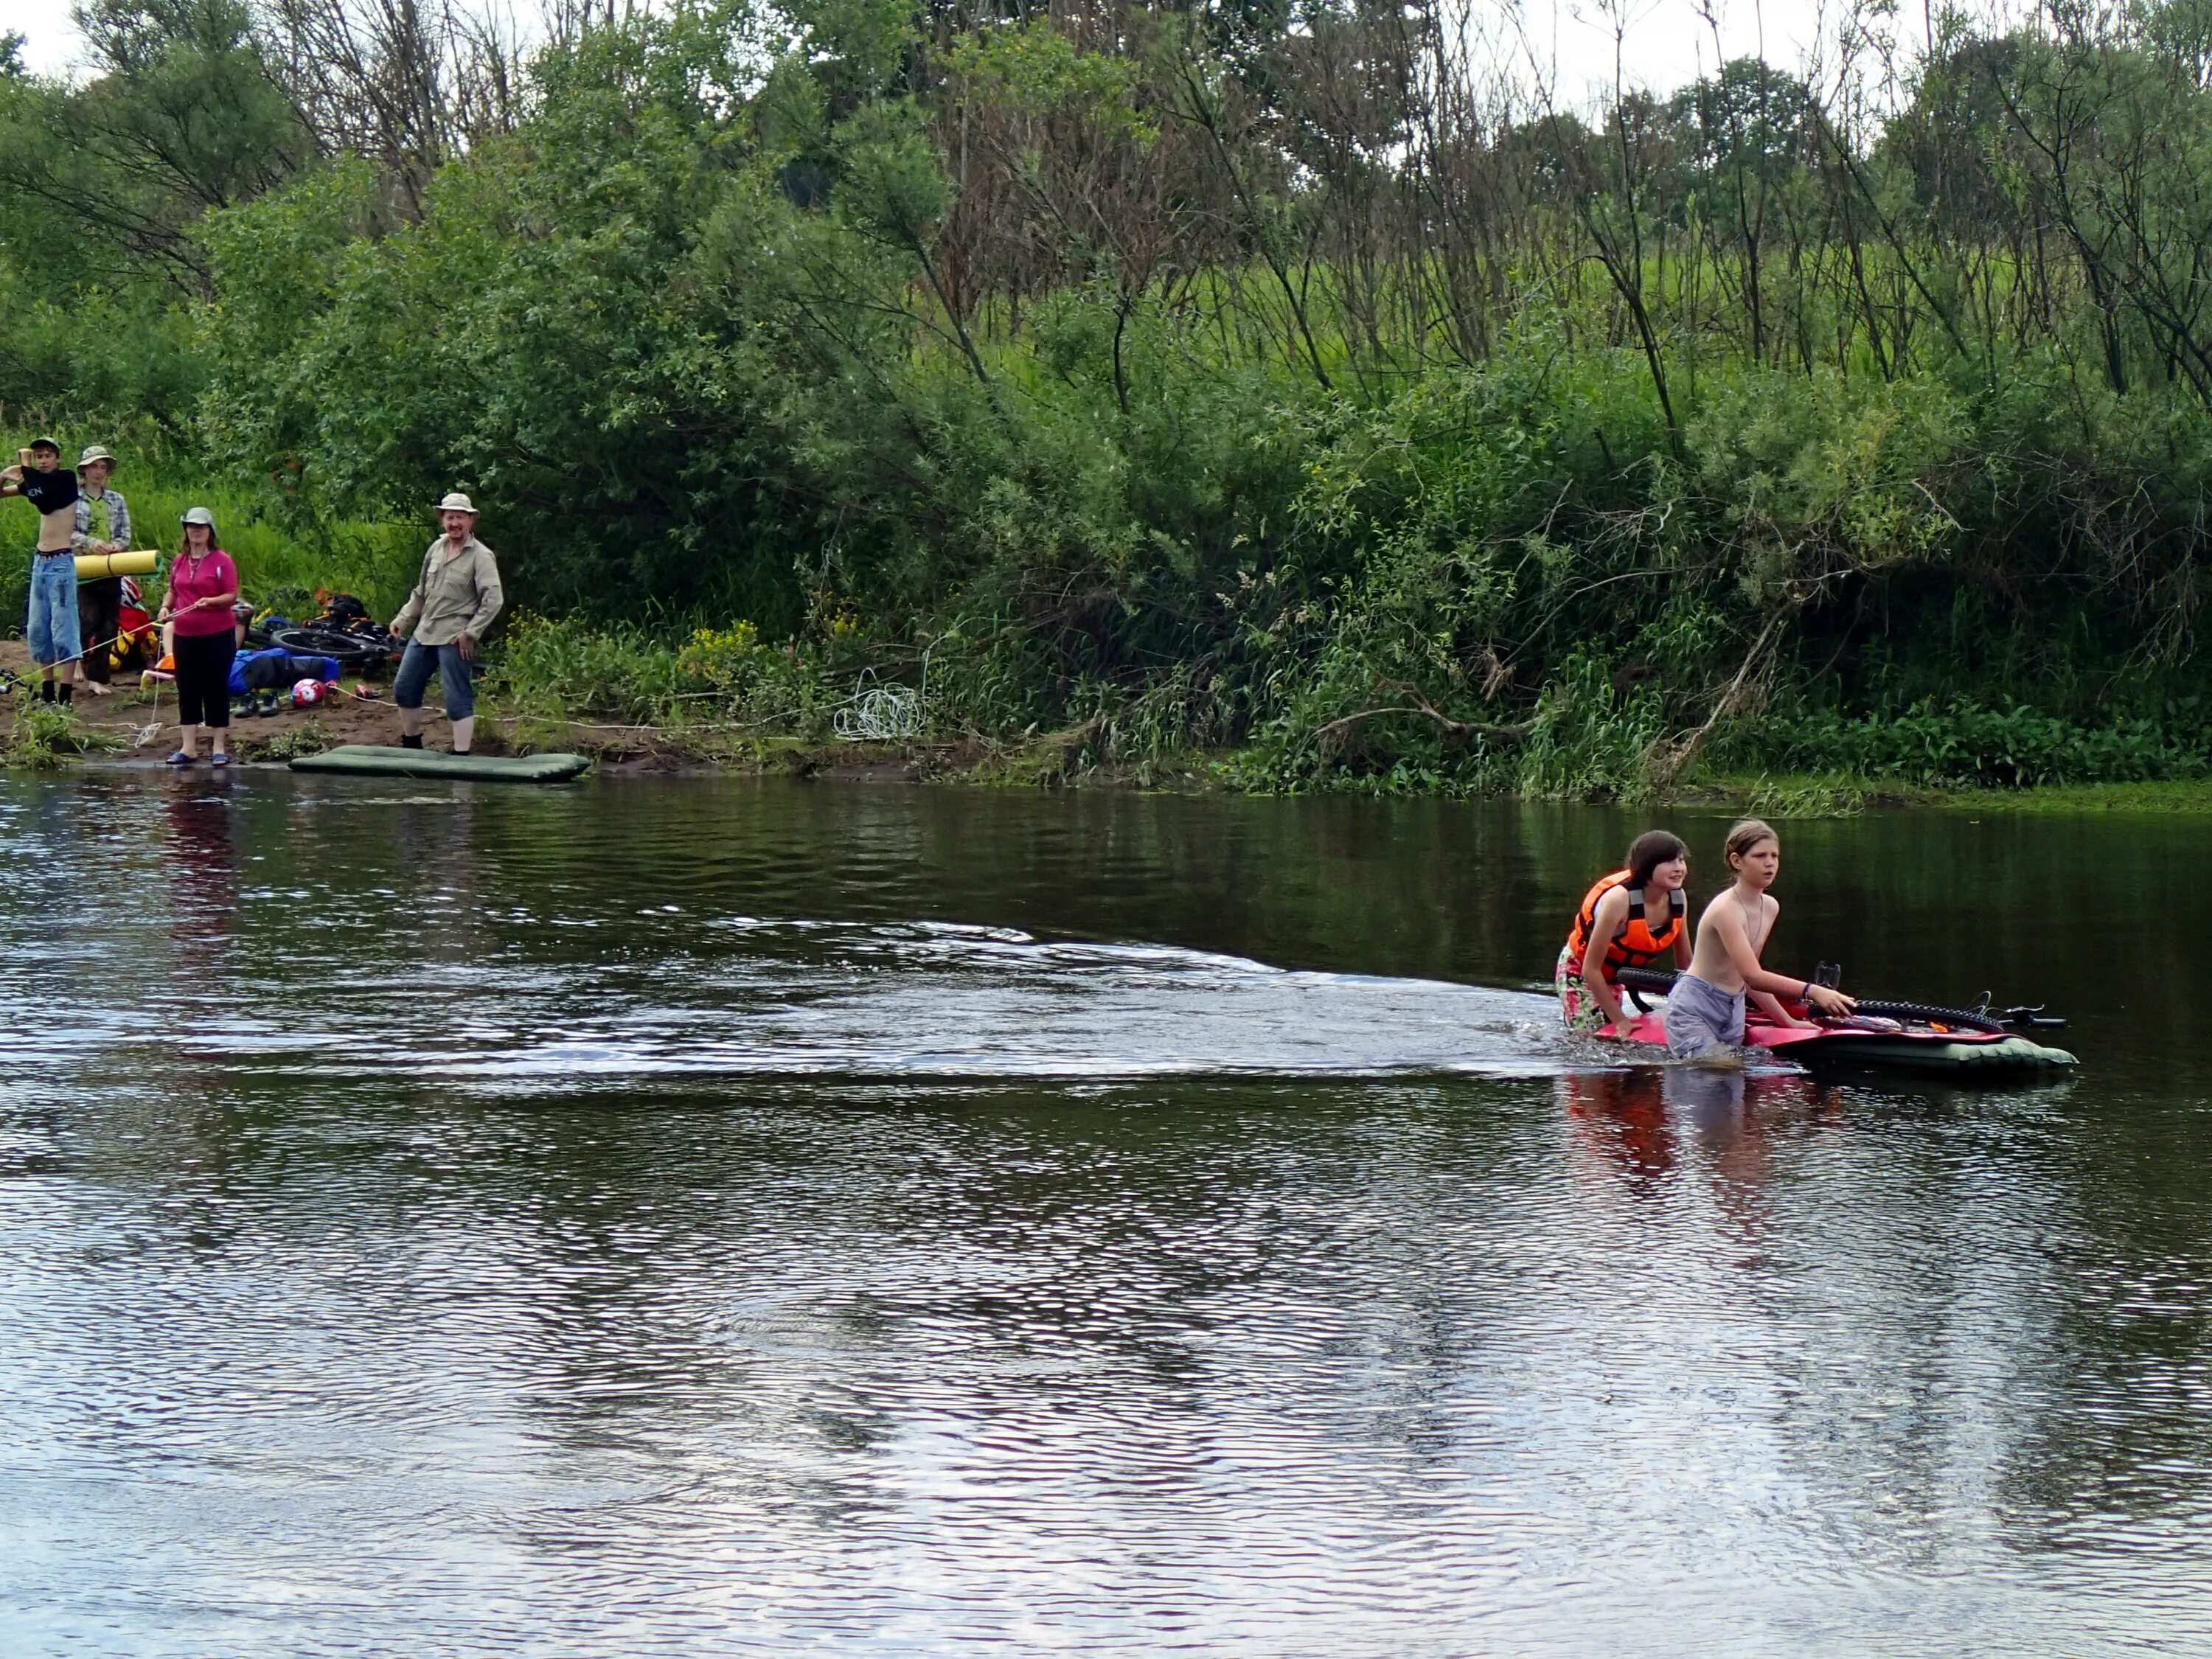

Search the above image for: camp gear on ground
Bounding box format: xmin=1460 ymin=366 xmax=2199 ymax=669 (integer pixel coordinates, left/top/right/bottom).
xmin=313 ymin=591 xmax=372 ymax=625
xmin=76 ymin=445 xmax=114 ymax=469
xmin=231 ymin=647 xmax=339 ymax=698
xmin=105 ymin=599 xmax=157 ymax=673
xmin=291 ymin=678 xmax=326 ymax=708
xmin=289 ymin=745 xmax=591 ymax=783
xmin=74 ymin=549 xmax=158 ymax=580
xmin=243 ymin=610 xmax=291 ymax=649
xmin=389 ymin=535 xmax=502 ymax=647
xmin=180 ymin=506 xmax=215 ymax=528
xmin=435 ymin=493 xmax=477 ymax=514
xmin=270 ymin=625 xmax=388 ymax=672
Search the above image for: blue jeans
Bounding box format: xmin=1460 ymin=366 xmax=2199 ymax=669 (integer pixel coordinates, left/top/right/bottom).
xmin=393 ymin=639 xmax=475 ymax=720
xmin=26 ymin=552 xmax=80 ymax=666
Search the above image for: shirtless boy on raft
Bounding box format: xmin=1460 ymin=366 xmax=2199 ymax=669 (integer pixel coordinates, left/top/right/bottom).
xmin=1666 ymin=818 xmax=1854 ymax=1058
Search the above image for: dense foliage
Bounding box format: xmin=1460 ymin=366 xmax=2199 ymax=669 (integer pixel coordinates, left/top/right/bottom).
xmin=8 ymin=0 xmax=2212 ymax=790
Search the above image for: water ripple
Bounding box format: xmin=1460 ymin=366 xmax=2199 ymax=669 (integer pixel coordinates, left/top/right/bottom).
xmin=0 ymin=774 xmax=2205 ymax=1656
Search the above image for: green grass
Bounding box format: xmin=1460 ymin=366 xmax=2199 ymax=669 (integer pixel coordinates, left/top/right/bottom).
xmin=1688 ymin=771 xmax=2212 ymax=814
xmin=5 ymin=699 xmax=122 ymax=767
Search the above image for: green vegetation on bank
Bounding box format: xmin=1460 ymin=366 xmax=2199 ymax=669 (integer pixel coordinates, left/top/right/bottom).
xmin=1694 ymin=774 xmax=2212 ymax=815
xmin=9 ymin=0 xmax=2212 ymax=794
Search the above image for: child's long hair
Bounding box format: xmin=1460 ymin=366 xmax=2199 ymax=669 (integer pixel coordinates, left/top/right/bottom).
xmin=1624 ymin=830 xmax=1687 ymax=886
xmin=1724 ymin=818 xmax=1779 ymax=869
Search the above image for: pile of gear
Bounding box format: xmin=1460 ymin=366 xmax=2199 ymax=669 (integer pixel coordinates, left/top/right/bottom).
xmin=230 ymin=590 xmax=397 ymax=714
xmin=104 ymin=578 xmax=160 ymax=675
xmin=244 ymin=590 xmax=400 ymax=675
xmin=138 ymin=588 xmax=401 ymax=717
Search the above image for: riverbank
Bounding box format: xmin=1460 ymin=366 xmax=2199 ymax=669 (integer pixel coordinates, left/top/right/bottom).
xmin=0 ymin=640 xmax=988 ymax=778
xmin=0 ymin=639 xmax=1211 ymax=782
xmin=1684 ymin=772 xmax=2212 ymax=815
xmin=19 ymin=642 xmax=2212 ymax=809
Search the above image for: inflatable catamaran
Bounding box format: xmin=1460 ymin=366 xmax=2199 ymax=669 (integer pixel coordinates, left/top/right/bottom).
xmin=1604 ymin=967 xmax=2079 ymax=1074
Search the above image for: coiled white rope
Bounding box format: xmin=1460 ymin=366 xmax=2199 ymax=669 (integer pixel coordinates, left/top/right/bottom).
xmin=831 ymin=653 xmax=928 ymax=742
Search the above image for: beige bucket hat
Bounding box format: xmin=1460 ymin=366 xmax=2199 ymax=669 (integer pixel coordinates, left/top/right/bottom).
xmin=436 ymin=492 xmax=477 ymax=514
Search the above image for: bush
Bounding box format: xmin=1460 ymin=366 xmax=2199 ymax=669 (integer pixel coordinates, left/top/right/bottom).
xmin=1723 ymin=700 xmax=2212 ymax=787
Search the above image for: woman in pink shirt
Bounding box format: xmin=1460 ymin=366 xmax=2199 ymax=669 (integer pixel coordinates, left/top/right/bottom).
xmin=157 ymin=507 xmax=240 ymax=766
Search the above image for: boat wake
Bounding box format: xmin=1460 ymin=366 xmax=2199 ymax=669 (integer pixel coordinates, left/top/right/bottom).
xmin=128 ymin=915 xmax=1635 ymax=1090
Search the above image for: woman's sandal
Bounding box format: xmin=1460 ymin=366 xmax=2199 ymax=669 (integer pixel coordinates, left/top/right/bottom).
xmin=210 ymin=752 xmax=229 ymax=767
xmin=164 ymin=751 xmax=195 ymax=767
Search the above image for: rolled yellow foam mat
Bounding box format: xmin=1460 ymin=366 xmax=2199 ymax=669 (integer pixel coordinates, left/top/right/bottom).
xmin=74 ymin=549 xmax=159 ymax=580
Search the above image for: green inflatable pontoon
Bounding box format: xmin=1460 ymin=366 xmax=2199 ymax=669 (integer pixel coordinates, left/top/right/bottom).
xmin=288 ymin=745 xmax=592 ymax=783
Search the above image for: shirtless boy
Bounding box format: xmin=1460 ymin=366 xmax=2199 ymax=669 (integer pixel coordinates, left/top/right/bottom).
xmin=1666 ymin=818 xmax=1856 ymax=1058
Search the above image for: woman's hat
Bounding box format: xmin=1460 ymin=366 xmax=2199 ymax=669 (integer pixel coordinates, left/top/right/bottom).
xmin=180 ymin=506 xmax=216 ymax=527
xmin=436 ymin=492 xmax=477 ymax=515
xmin=77 ymin=445 xmax=114 ymax=468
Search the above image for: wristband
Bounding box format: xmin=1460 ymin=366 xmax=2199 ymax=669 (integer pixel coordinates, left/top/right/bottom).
xmin=1800 ymin=980 xmax=1812 ymax=1001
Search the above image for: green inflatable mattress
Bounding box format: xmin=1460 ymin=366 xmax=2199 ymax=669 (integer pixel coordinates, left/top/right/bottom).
xmin=289 ymin=745 xmax=592 ymax=782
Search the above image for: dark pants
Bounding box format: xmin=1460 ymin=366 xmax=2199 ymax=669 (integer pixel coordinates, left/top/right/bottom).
xmin=173 ymin=630 xmax=233 ymax=728
xmin=77 ymin=577 xmax=120 ymax=684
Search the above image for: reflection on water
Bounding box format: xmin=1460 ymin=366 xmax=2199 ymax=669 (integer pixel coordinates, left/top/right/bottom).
xmin=1 ymin=773 xmax=2208 ymax=1656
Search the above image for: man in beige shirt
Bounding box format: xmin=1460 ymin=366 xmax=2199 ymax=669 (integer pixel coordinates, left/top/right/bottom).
xmin=389 ymin=492 xmax=504 ymax=754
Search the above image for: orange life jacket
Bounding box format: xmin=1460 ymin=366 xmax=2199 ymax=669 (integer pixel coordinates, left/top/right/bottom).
xmin=1564 ymin=868 xmax=1686 ymax=981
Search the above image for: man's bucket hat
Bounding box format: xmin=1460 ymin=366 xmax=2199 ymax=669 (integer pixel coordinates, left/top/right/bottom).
xmin=436 ymin=492 xmax=477 ymax=514
xmin=77 ymin=445 xmax=114 ymax=468
xmin=180 ymin=506 xmax=216 ymax=527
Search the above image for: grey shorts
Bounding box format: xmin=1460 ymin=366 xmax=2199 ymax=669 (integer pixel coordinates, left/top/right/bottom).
xmin=1664 ymin=972 xmax=1745 ymax=1057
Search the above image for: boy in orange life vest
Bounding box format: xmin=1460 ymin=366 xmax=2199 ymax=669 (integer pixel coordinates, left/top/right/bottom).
xmin=1557 ymin=830 xmax=1693 ymax=1033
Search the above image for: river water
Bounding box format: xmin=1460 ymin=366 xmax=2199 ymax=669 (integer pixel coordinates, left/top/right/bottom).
xmin=1 ymin=773 xmax=2206 ymax=1655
